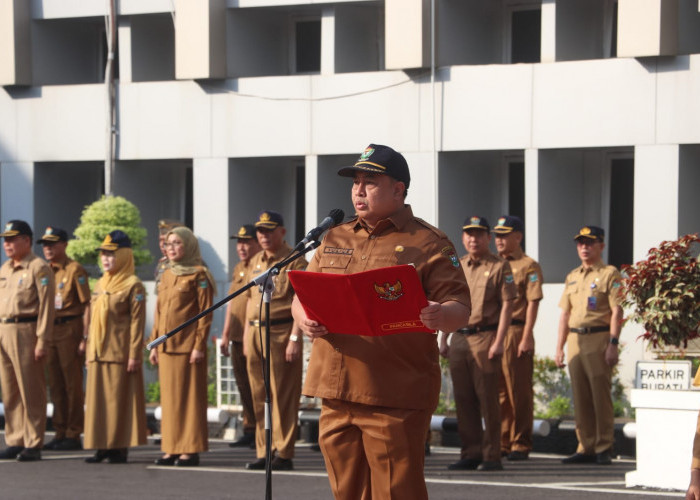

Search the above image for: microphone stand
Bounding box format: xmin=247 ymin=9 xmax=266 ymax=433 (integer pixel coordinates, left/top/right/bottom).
xmin=146 ymin=240 xmax=320 ymax=500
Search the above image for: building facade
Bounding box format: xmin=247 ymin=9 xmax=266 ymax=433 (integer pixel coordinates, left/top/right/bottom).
xmin=1 ymin=0 xmax=700 ymax=391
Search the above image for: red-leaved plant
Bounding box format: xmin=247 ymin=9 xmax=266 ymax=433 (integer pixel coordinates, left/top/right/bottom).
xmin=621 ymin=234 xmax=700 ymax=348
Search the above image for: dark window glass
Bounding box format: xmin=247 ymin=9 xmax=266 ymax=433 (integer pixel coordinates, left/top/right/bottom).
xmin=296 ymin=20 xmax=321 ymax=73
xmin=511 ymin=9 xmax=541 ymax=63
xmin=608 ymin=158 xmax=634 ymax=269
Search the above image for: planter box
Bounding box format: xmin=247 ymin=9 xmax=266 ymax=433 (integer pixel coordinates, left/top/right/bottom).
xmin=626 ymin=388 xmax=700 ymax=491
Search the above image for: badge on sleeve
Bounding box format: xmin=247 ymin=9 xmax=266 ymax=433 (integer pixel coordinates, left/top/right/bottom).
xmin=199 ymin=280 xmax=208 ymax=289
xmin=587 ymin=296 xmax=597 ymax=310
xmin=40 ymin=277 xmax=49 ymax=286
xmin=528 ymin=273 xmax=538 ymax=283
xmin=505 ymin=274 xmax=514 ymax=284
xmin=78 ymin=275 xmax=87 ymax=285
xmin=441 ymin=247 xmax=460 ymax=268
xmin=135 ymin=293 xmax=144 ymax=302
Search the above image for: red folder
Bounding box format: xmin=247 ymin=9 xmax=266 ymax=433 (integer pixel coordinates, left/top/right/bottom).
xmin=288 ymin=264 xmax=433 ymax=336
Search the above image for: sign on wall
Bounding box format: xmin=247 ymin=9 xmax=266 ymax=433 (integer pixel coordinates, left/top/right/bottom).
xmin=635 ymin=360 xmax=692 ymax=390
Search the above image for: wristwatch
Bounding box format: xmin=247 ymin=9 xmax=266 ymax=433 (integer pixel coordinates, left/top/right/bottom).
xmin=610 ymin=337 xmax=619 ymax=346
xmin=290 ymin=334 xmax=299 ymax=342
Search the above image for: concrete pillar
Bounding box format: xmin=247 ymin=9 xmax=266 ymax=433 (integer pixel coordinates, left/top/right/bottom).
xmin=385 ymin=0 xmax=430 ymax=69
xmin=0 ymin=161 xmax=34 ymax=262
xmin=117 ymin=18 xmax=132 ymax=83
xmin=0 ymin=0 xmax=31 ymax=85
xmin=175 ymin=0 xmax=226 ymax=80
xmin=304 ymin=154 xmax=320 ymax=234
xmin=540 ymin=0 xmax=556 ymax=63
xmin=633 ymin=145 xmax=679 ymax=262
xmin=618 ymin=0 xmax=679 ymax=57
xmin=524 ymin=148 xmax=539 ymax=261
xmin=404 ymin=151 xmax=437 ymax=225
xmin=321 ymin=7 xmax=335 ymax=76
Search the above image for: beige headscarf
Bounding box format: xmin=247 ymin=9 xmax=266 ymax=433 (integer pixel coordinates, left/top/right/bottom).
xmin=89 ymin=247 xmax=140 ymax=357
xmin=166 ymin=226 xmax=217 ymax=294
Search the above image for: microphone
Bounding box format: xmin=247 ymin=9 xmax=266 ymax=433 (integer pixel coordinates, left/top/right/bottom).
xmin=294 ymin=209 xmax=344 ymax=251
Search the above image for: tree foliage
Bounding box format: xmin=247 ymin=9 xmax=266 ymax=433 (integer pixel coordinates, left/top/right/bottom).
xmin=66 ymin=195 xmax=152 ymax=268
xmin=621 ymin=234 xmax=700 ymax=348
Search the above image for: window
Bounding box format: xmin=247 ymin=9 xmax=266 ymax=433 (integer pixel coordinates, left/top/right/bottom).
xmin=607 ymin=157 xmax=634 ymax=269
xmin=510 ymin=7 xmax=541 ymax=63
xmin=294 ymin=19 xmax=321 ymax=73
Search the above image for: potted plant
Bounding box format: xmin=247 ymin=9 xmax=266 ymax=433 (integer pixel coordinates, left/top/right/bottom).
xmin=621 ymin=233 xmax=700 ymax=491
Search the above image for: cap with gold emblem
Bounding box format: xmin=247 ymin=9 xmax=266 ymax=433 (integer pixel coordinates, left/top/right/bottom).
xmin=462 ymin=216 xmax=490 ymax=232
xmin=254 ymin=211 xmax=284 ymax=230
xmin=231 ymin=224 xmax=257 ymax=240
xmin=158 ymin=219 xmax=184 ymax=236
xmin=493 ymin=215 xmax=524 ymax=234
xmin=37 ymin=226 xmax=68 ymax=244
xmin=574 ymin=225 xmax=605 ymax=242
xmin=96 ymin=230 xmax=132 ymax=251
xmin=0 ymin=220 xmax=33 ymax=238
xmin=337 ymin=144 xmax=411 ymax=188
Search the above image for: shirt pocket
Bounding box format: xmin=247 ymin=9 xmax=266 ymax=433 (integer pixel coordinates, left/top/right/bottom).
xmin=113 ymin=291 xmax=130 ymax=315
xmin=318 ymin=254 xmax=352 ymax=274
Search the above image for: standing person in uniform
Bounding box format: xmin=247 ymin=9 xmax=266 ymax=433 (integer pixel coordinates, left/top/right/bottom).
xmin=293 ymin=144 xmax=471 ymax=500
xmin=0 ymin=220 xmax=55 ymax=461
xmin=220 ymin=224 xmax=261 ymax=448
xmin=556 ymin=225 xmax=622 ymax=466
xmin=440 ymin=216 xmax=516 ymax=472
xmin=39 ymin=227 xmax=91 ymax=451
xmin=149 ymin=226 xmax=215 ymax=467
xmin=686 ymin=372 xmax=700 ymax=500
xmin=154 ymin=219 xmax=183 ymax=291
xmin=84 ymin=230 xmax=147 ymax=464
xmin=244 ymin=211 xmax=307 ymax=471
xmin=493 ymin=216 xmax=543 ymax=461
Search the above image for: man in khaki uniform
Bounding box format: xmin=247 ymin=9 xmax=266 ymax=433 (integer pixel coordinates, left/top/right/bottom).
xmin=220 ymin=224 xmax=261 ymax=448
xmin=493 ymin=216 xmax=543 ymax=461
xmin=244 ymin=211 xmax=306 ymax=471
xmin=0 ymin=220 xmax=55 ymax=461
xmin=556 ymin=225 xmax=622 ymax=466
xmin=441 ymin=216 xmax=516 ymax=471
xmin=39 ymin=227 xmax=91 ymax=451
xmin=294 ymin=144 xmax=471 ymax=500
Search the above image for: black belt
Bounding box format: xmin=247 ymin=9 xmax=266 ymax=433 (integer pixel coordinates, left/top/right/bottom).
xmin=569 ymin=326 xmax=609 ymax=334
xmin=457 ymin=324 xmax=499 ymax=335
xmin=0 ymin=316 xmax=38 ymax=324
xmin=511 ymin=319 xmax=525 ymax=326
xmin=55 ymin=315 xmax=82 ymax=325
xmin=249 ymin=318 xmax=294 ymax=327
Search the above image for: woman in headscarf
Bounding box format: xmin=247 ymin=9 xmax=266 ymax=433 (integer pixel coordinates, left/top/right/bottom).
xmin=84 ymin=230 xmax=147 ymax=463
xmin=149 ymin=226 xmax=215 ymax=467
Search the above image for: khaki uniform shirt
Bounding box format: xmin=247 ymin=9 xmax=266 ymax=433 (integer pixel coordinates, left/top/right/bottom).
xmin=461 ymin=253 xmax=516 ymax=327
xmin=87 ymin=280 xmax=146 ymax=363
xmin=303 ymin=205 xmax=471 ymax=410
xmin=227 ymin=259 xmax=255 ymax=343
xmin=0 ymin=252 xmax=55 ymax=350
xmin=559 ymin=262 xmax=622 ymax=329
xmin=504 ymin=248 xmax=543 ymax=322
xmin=150 ymin=267 xmax=214 ymax=354
xmin=51 ymin=257 xmax=91 ymax=318
xmin=245 ymin=242 xmax=307 ymax=335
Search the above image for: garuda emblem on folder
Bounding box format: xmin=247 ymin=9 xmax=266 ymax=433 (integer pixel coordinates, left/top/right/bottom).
xmin=374 ymin=281 xmax=403 ymax=301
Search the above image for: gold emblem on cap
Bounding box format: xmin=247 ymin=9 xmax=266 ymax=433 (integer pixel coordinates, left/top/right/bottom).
xmin=498 ymin=218 xmax=506 ymax=226
xmin=471 ymin=217 xmax=480 ymax=225
xmin=395 ymin=245 xmax=404 ymax=252
xmin=238 ymin=227 xmax=246 ymax=236
xmin=581 ymin=227 xmax=591 ymax=235
xmin=260 ymin=213 xmax=271 ymax=222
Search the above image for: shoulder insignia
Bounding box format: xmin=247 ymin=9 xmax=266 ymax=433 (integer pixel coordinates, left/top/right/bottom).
xmin=528 ymin=273 xmax=539 ymax=283
xmin=134 ymin=293 xmax=145 ymax=302
xmin=77 ymin=275 xmax=87 ymax=285
xmin=612 ymin=280 xmax=621 ymax=288
xmin=40 ymin=277 xmax=49 ymax=286
xmin=199 ymin=280 xmax=208 ymax=289
xmin=505 ymin=274 xmax=514 ymax=284
xmin=441 ymin=246 xmax=460 ymax=268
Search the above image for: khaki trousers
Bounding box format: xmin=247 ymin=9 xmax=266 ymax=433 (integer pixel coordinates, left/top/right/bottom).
xmin=247 ymin=326 xmax=302 ymax=459
xmin=319 ymin=398 xmax=432 ymax=500
xmin=567 ymin=331 xmax=614 ymax=454
xmin=449 ymin=331 xmax=502 ymax=462
xmin=499 ymin=324 xmax=534 ymax=453
xmin=0 ymin=323 xmax=47 ymax=448
xmin=231 ymin=340 xmax=255 ymax=433
xmin=46 ymin=319 xmax=84 ymax=440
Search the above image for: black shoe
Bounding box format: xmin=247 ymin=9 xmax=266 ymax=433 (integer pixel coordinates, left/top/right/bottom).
xmin=477 ymin=461 xmax=503 ymax=471
xmin=596 ymin=451 xmax=613 ymax=465
xmin=154 ymin=455 xmax=177 ymax=466
xmin=447 ymin=458 xmax=481 ymax=470
xmin=229 ymin=433 xmax=255 ymax=448
xmin=245 ymin=457 xmax=267 ymax=470
xmin=270 ymin=456 xmax=293 ymax=471
xmin=16 ymin=448 xmax=41 ymax=462
xmin=175 ymin=454 xmax=200 ymax=467
xmin=507 ymin=451 xmax=529 ymax=461
xmin=107 ymin=448 xmax=128 ymax=464
xmin=54 ymin=438 xmax=82 ymax=451
xmin=43 ymin=437 xmax=64 ymax=450
xmin=85 ymin=449 xmax=110 ymax=463
xmin=0 ymin=446 xmax=24 ymax=459
xmin=561 ymin=453 xmax=596 ymax=464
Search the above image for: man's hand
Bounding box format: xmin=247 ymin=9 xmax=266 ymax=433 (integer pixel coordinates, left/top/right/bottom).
xmin=555 ymin=348 xmax=566 ymax=368
xmin=285 ymin=339 xmax=301 ymax=362
xmin=439 ymin=332 xmax=450 ymax=358
xmin=189 ymin=349 xmax=205 ymax=364
xmin=686 ymin=469 xmax=700 ymax=500
xmin=488 ymin=340 xmax=503 ymax=360
xmin=149 ymin=348 xmax=159 ymax=366
xmin=127 ymin=358 xmax=140 ymax=373
xmin=78 ymin=339 xmax=86 ymax=355
xmin=419 ymin=302 xmax=444 ymax=331
xmin=517 ymin=336 xmax=534 ymax=357
xmin=219 ymin=334 xmax=230 ymax=357
xmin=34 ymin=347 xmax=46 ymax=362
xmin=605 ymin=342 xmax=619 ymax=367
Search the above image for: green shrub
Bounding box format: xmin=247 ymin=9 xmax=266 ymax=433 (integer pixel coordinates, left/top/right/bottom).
xmin=146 ymin=381 xmax=160 ymax=404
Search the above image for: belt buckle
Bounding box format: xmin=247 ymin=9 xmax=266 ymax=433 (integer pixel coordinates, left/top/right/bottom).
xmin=252 ymin=320 xmax=260 ymax=327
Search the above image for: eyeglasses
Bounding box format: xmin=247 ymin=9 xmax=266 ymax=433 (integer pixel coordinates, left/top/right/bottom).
xmin=164 ymin=241 xmax=184 ymax=248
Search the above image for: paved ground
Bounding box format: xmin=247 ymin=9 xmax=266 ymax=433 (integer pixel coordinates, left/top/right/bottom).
xmin=0 ymin=434 xmax=684 ymax=499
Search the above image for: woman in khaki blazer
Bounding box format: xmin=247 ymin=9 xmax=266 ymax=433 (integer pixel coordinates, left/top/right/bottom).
xmin=149 ymin=226 xmax=215 ymax=467
xmin=84 ymin=230 xmax=147 ymax=463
